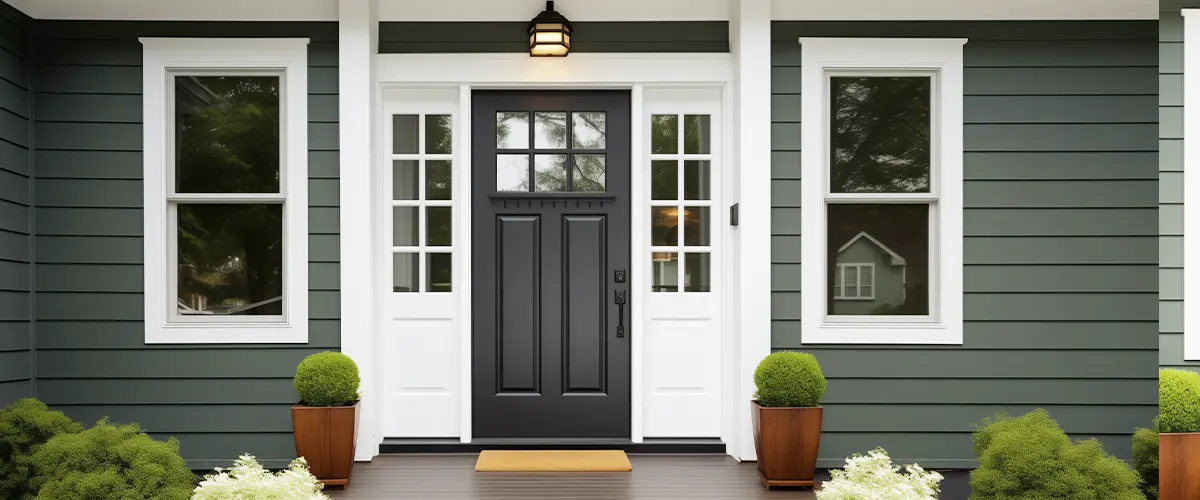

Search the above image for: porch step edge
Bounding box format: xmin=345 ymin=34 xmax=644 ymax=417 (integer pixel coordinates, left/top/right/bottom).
xmin=380 ymin=437 xmax=726 ymax=454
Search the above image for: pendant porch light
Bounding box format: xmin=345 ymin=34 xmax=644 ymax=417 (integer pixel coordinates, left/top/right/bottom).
xmin=529 ymin=1 xmax=572 ymax=57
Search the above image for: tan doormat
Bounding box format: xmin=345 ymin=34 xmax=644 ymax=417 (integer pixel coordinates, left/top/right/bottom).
xmin=474 ymin=450 xmax=633 ymax=472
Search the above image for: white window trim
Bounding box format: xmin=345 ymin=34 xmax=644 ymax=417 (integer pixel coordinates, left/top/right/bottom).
xmin=799 ymin=38 xmax=965 ymax=345
xmin=834 ymin=263 xmax=875 ymax=300
xmin=1183 ymin=10 xmax=1200 ymax=360
xmin=142 ymin=38 xmax=310 ymax=344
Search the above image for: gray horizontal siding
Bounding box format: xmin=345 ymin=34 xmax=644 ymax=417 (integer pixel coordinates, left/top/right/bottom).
xmin=1161 ymin=10 xmax=1195 ymax=373
xmin=0 ymin=0 xmax=31 ymax=405
xmin=771 ymin=21 xmax=1158 ymax=467
xmin=379 ymin=21 xmax=729 ymax=53
xmin=31 ymin=21 xmax=339 ymax=468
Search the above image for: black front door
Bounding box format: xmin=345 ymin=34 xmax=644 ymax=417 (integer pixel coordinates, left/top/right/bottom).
xmin=472 ymin=90 xmax=631 ymax=439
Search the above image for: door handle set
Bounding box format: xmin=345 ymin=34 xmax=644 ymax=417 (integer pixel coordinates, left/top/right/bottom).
xmin=614 ymin=290 xmax=627 ymax=338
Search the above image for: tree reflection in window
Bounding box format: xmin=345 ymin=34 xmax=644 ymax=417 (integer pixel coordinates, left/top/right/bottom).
xmin=830 ymin=76 xmax=931 ymax=193
xmin=495 ymin=111 xmax=606 ymax=192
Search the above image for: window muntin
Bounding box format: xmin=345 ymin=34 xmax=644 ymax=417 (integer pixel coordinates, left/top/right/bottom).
xmin=495 ymin=111 xmax=607 ymax=192
xmin=391 ymin=113 xmax=454 ymax=293
xmin=650 ymin=113 xmax=713 ymax=293
xmin=834 ymin=263 xmax=875 ymax=300
xmin=169 ymin=74 xmax=287 ymax=321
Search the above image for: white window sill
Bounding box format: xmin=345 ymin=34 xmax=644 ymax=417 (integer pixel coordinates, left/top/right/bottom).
xmin=803 ymin=323 xmax=963 ymax=345
xmin=145 ymin=323 xmax=309 ymax=344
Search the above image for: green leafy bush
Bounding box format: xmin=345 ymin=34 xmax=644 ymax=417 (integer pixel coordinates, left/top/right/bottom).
xmin=1132 ymin=419 xmax=1159 ymax=500
xmin=969 ymin=409 xmax=1142 ymax=500
xmin=30 ymin=419 xmax=195 ymax=500
xmin=295 ymin=351 xmax=361 ymax=407
xmin=753 ymin=351 xmax=826 ymax=408
xmin=1159 ymin=368 xmax=1200 ymax=433
xmin=0 ymin=398 xmax=84 ymax=499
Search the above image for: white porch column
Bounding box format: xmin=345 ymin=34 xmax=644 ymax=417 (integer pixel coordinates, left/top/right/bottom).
xmin=730 ymin=0 xmax=773 ymax=462
xmin=338 ymin=0 xmax=380 ymax=461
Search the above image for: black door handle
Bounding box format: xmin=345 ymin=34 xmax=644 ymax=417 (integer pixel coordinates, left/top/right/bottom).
xmin=614 ymin=290 xmax=627 ymax=338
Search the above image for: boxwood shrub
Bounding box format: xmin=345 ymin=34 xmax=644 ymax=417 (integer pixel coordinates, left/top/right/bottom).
xmin=969 ymin=409 xmax=1142 ymax=500
xmin=1132 ymin=419 xmax=1159 ymax=500
xmin=1159 ymin=368 xmax=1200 ymax=434
xmin=0 ymin=398 xmax=83 ymax=500
xmin=753 ymin=351 xmax=826 ymax=408
xmin=295 ymin=351 xmax=361 ymax=407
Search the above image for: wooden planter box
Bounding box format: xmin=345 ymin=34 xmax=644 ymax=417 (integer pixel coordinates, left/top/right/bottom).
xmin=1161 ymin=432 xmax=1200 ymax=499
xmin=751 ymin=401 xmax=822 ymax=489
xmin=292 ymin=402 xmax=360 ymax=488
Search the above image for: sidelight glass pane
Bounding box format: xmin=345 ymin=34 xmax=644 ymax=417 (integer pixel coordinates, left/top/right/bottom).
xmin=426 ymin=206 xmax=452 ymax=246
xmin=572 ymin=154 xmax=605 ymax=191
xmin=651 ymin=115 xmax=678 ymax=154
xmin=534 ymin=112 xmax=567 ymax=149
xmin=496 ymin=154 xmax=530 ymax=191
xmin=573 ymin=112 xmax=606 ymax=149
xmin=651 ymin=207 xmax=678 ymax=246
xmin=684 ymin=253 xmax=711 ymax=292
xmin=683 ymin=206 xmax=710 ymax=246
xmin=392 ymin=160 xmax=419 ymax=200
xmin=827 ymin=203 xmax=930 ymax=316
xmin=426 ymin=160 xmax=452 ymax=200
xmin=392 ymin=206 xmax=418 ymax=246
xmin=651 ymin=161 xmax=678 ymax=200
xmin=496 ymin=112 xmax=530 ymax=149
xmin=651 ymin=252 xmax=679 ymax=292
xmin=392 ymin=252 xmax=418 ymax=292
xmin=176 ymin=203 xmax=283 ymax=316
xmin=425 ymin=114 xmax=452 ymax=154
xmin=427 ymin=253 xmax=452 ymax=292
xmin=830 ymin=76 xmax=931 ymax=193
xmin=683 ymin=160 xmax=711 ymax=200
xmin=175 ymin=76 xmax=280 ymax=194
xmin=393 ymin=114 xmax=419 ymax=154
xmin=534 ymin=154 xmax=567 ymax=192
xmin=683 ymin=115 xmax=711 ymax=154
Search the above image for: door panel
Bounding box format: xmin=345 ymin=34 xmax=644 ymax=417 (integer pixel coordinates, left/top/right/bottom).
xmin=473 ymin=90 xmax=631 ymax=439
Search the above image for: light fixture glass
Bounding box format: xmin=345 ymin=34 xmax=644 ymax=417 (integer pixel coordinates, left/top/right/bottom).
xmin=528 ymin=1 xmax=571 ymax=57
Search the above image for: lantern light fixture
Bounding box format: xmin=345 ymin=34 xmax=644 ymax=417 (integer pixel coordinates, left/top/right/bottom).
xmin=528 ymin=1 xmax=571 ymax=57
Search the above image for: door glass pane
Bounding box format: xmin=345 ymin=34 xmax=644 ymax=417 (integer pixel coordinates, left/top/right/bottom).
xmin=683 ymin=160 xmax=710 ymax=200
xmin=651 ymin=207 xmax=678 ymax=246
xmin=426 ymin=206 xmax=452 ymax=246
xmin=830 ymin=76 xmax=931 ymax=193
xmin=534 ymin=154 xmax=567 ymax=192
xmin=497 ymin=112 xmax=530 ymax=149
xmin=392 ymin=160 xmax=419 ymax=200
xmin=393 ymin=252 xmax=418 ymax=292
xmin=426 ymin=160 xmax=452 ymax=200
xmin=176 ymin=204 xmax=283 ymax=316
xmin=425 ymin=114 xmax=452 ymax=154
xmin=651 ymin=161 xmax=678 ymax=200
xmin=393 ymin=114 xmax=419 ymax=154
xmin=392 ymin=206 xmax=418 ymax=246
xmin=427 ymin=253 xmax=452 ymax=292
xmin=651 ymin=115 xmax=678 ymax=154
xmin=175 ymin=76 xmax=280 ymax=193
xmin=534 ymin=112 xmax=567 ymax=149
xmin=572 ymin=154 xmax=605 ymax=191
xmin=683 ymin=206 xmax=710 ymax=246
xmin=651 ymin=252 xmax=679 ymax=292
xmin=573 ymin=112 xmax=606 ymax=149
xmin=827 ymin=203 xmax=930 ymax=316
xmin=683 ymin=115 xmax=711 ymax=154
xmin=496 ymin=154 xmax=530 ymax=191
xmin=684 ymin=253 xmax=711 ymax=292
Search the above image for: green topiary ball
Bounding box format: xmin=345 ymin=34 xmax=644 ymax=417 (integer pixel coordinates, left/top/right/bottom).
xmin=295 ymin=351 xmax=360 ymax=407
xmin=753 ymin=351 xmax=826 ymax=408
xmin=1160 ymin=368 xmax=1200 ymax=433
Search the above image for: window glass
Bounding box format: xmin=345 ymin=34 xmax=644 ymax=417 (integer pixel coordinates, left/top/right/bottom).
xmin=175 ymin=76 xmax=280 ymax=194
xmin=393 ymin=114 xmax=419 ymax=154
xmin=534 ymin=154 xmax=568 ymax=192
xmin=827 ymin=204 xmax=929 ymax=316
xmin=393 ymin=113 xmax=455 ymax=293
xmin=496 ymin=154 xmax=530 ymax=191
xmin=426 ymin=160 xmax=452 ymax=200
xmin=683 ymin=115 xmax=711 ymax=154
xmin=684 ymin=253 xmax=711 ymax=292
xmin=534 ymin=112 xmax=567 ymax=149
xmin=573 ymin=112 xmax=606 ymax=149
xmin=651 ymin=252 xmax=679 ymax=292
xmin=651 ymin=115 xmax=678 ymax=154
xmin=177 ymin=204 xmax=283 ymax=316
xmin=572 ymin=155 xmax=605 ymax=191
xmin=497 ymin=112 xmax=530 ymax=149
xmin=829 ymin=76 xmax=931 ymax=193
xmin=651 ymin=161 xmax=678 ymax=200
xmin=393 ymin=160 xmax=419 ymax=201
xmin=650 ymin=113 xmax=713 ymax=293
xmin=427 ymin=253 xmax=452 ymax=292
xmin=425 ymin=115 xmax=452 ymax=154
xmin=393 ymin=253 xmax=418 ymax=293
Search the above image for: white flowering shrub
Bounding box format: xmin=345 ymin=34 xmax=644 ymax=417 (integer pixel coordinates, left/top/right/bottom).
xmin=192 ymin=454 xmax=329 ymax=500
xmin=816 ymin=447 xmax=943 ymax=500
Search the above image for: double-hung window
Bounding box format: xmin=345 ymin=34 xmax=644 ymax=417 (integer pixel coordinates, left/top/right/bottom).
xmin=142 ymin=39 xmax=309 ymax=343
xmin=799 ymin=38 xmax=965 ymax=344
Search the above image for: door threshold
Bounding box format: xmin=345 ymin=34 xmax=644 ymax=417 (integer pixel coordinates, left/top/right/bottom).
xmin=380 ymin=437 xmax=725 ymax=454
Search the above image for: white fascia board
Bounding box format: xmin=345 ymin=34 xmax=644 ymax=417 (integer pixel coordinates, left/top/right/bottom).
xmin=375 ymin=53 xmax=732 ymax=85
xmin=772 ymin=0 xmax=1155 ymax=20
xmin=379 ymin=0 xmax=730 ymax=21
xmin=31 ymin=0 xmax=337 ymax=20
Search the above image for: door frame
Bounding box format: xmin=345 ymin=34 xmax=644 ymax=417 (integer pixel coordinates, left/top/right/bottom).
xmin=370 ymin=52 xmax=738 ymax=453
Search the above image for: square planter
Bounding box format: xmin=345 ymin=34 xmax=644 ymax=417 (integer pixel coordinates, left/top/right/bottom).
xmin=1161 ymin=432 xmax=1200 ymax=499
xmin=751 ymin=401 xmax=822 ymax=489
xmin=292 ymin=402 xmax=359 ymax=488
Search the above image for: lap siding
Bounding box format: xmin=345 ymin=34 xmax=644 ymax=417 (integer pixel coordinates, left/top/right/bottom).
xmin=0 ymin=0 xmax=32 ymax=406
xmin=1161 ymin=10 xmax=1197 ymax=373
xmin=770 ymin=20 xmax=1159 ymax=467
